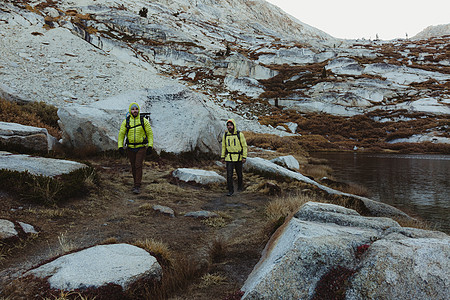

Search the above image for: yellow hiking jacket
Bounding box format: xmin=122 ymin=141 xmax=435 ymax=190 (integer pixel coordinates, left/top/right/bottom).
xmin=221 ymin=119 xmax=247 ymax=162
xmin=118 ymin=102 xmax=153 ymax=149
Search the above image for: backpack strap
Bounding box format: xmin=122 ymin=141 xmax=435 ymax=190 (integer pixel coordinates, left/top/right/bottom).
xmin=125 ymin=115 xmax=148 ymax=146
xmin=225 ymin=130 xmax=243 ymax=161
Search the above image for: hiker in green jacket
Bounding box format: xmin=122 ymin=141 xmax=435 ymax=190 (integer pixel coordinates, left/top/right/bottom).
xmin=221 ymin=119 xmax=247 ymax=196
xmin=118 ymin=102 xmax=153 ymax=194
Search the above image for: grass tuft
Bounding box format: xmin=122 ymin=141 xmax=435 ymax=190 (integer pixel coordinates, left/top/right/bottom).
xmin=133 ymin=238 xmax=174 ymax=268
xmin=197 ymin=273 xmax=228 ymax=288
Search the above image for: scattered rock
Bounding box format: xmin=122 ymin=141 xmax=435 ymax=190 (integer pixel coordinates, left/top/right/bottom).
xmin=270 ymin=155 xmax=300 ymax=170
xmin=153 ymin=205 xmax=175 ymax=217
xmin=184 ymin=211 xmax=219 ymax=218
xmin=17 ymin=222 xmax=38 ymax=234
xmin=172 ymin=168 xmax=226 ymax=185
xmin=0 ymin=219 xmax=37 ymax=240
xmin=0 ymin=219 xmax=18 ymax=240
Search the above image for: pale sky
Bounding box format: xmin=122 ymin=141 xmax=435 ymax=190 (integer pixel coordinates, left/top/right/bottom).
xmin=265 ymin=0 xmax=450 ymax=40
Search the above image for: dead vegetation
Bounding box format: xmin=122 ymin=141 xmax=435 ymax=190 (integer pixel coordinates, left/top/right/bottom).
xmin=256 ymin=110 xmax=450 ymax=154
xmin=0 ymin=97 xmax=60 ymax=138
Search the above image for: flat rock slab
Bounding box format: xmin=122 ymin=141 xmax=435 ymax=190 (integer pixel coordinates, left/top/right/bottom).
xmin=25 ymin=243 xmax=162 ymax=291
xmin=0 ymin=122 xmax=57 ymax=151
xmin=0 ymin=151 xmax=87 ymax=177
xmin=173 ymin=168 xmax=226 ymax=184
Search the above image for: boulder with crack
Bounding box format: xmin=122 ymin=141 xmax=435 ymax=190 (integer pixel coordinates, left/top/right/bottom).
xmin=241 ymin=202 xmax=450 ymax=299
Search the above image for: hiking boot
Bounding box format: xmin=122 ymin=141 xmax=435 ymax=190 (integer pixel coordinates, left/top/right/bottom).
xmin=132 ymin=187 xmax=141 ymax=194
xmin=226 ymin=191 xmax=233 ymax=196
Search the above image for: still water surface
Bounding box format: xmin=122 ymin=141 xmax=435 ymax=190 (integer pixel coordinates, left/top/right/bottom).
xmin=311 ymin=152 xmax=450 ymax=234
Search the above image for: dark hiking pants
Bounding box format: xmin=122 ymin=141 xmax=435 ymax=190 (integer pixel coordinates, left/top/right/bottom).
xmin=226 ymin=161 xmax=243 ymax=193
xmin=127 ymin=147 xmax=146 ymax=188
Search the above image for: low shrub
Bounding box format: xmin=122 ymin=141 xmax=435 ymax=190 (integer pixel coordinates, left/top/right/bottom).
xmin=244 ymin=131 xmax=308 ymax=156
xmin=0 ymin=166 xmax=98 ymax=206
xmin=133 ymin=238 xmax=174 ymax=268
xmin=0 ymin=97 xmax=60 ymax=138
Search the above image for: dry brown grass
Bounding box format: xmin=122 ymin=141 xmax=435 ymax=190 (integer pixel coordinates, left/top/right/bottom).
xmin=208 ymin=236 xmax=229 ymax=263
xmin=265 ymin=192 xmax=322 ymax=224
xmin=197 ymin=273 xmax=228 ymax=288
xmin=42 ymin=290 xmax=96 ymax=300
xmin=244 ymin=131 xmax=309 ymax=157
xmin=259 ymin=62 xmax=330 ymax=99
xmin=0 ymin=98 xmax=60 ymax=138
xmin=256 ymin=110 xmax=449 ymax=153
xmin=392 ymin=216 xmax=435 ymax=231
xmin=337 ymin=182 xmax=370 ymax=197
xmin=133 ymin=238 xmax=175 ymax=268
xmin=300 ymin=164 xmax=333 ymax=180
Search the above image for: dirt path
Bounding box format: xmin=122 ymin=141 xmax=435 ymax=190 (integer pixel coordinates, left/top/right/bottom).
xmin=0 ymin=157 xmax=274 ymax=299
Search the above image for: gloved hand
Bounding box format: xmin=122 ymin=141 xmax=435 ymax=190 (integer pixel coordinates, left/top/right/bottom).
xmin=119 ymin=147 xmax=125 ymax=156
xmin=146 ymin=147 xmax=152 ymax=155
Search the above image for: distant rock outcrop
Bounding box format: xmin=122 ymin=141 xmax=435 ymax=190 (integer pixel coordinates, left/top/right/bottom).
xmin=413 ymin=23 xmax=450 ymax=40
xmin=25 ymin=243 xmax=162 ymax=291
xmin=241 ymin=202 xmax=450 ymax=299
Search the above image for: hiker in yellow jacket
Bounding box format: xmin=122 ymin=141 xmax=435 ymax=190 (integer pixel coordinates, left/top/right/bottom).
xmin=221 ymin=119 xmax=247 ymax=196
xmin=118 ymin=102 xmax=153 ymax=194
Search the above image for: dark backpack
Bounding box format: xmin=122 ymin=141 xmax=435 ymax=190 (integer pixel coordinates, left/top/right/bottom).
xmin=125 ymin=113 xmax=151 ymax=146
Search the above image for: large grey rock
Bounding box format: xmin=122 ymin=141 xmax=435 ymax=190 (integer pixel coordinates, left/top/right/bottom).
xmin=346 ymin=237 xmax=450 ymax=299
xmin=241 ymin=202 xmax=450 ymax=300
xmin=0 ymin=122 xmax=58 ymax=152
xmin=0 ymin=151 xmax=88 ymax=177
xmin=173 ymin=168 xmax=226 ymax=184
xmin=25 ymin=243 xmax=162 ymax=291
xmin=59 ymin=85 xmax=223 ymax=154
xmin=244 ymin=157 xmax=410 ymax=219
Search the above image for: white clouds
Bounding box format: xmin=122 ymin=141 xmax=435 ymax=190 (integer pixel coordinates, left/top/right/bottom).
xmin=265 ymin=0 xmax=450 ymax=40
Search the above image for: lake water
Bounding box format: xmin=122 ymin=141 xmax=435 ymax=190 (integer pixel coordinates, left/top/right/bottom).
xmin=311 ymin=152 xmax=450 ymax=234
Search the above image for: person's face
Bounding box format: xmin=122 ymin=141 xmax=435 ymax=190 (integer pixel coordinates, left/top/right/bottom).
xmin=131 ymin=107 xmax=139 ymax=117
xmin=227 ymin=122 xmax=234 ymax=132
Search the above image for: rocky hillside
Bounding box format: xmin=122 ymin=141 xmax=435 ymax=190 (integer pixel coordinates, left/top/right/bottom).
xmin=0 ymin=0 xmax=449 ymax=153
